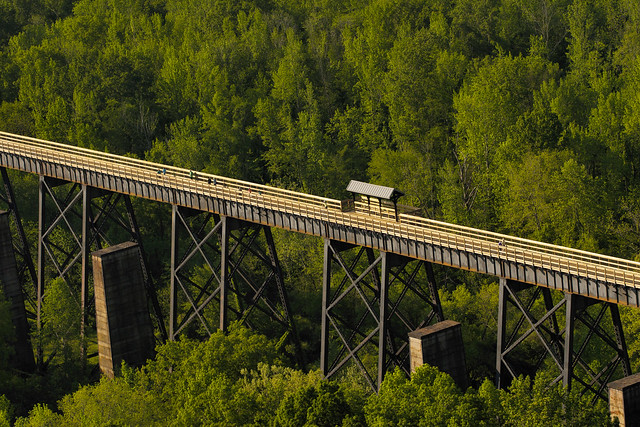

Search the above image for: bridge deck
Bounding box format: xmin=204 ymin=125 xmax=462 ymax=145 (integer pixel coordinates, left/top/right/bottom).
xmin=1 ymin=131 xmax=639 ymax=307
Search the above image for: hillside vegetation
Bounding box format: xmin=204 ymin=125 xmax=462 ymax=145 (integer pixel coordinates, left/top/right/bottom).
xmin=1 ymin=0 xmax=639 ymax=424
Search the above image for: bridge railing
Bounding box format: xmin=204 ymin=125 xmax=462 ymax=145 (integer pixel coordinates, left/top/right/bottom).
xmin=398 ymin=213 xmax=640 ymax=286
xmin=2 ymin=131 xmax=640 ymax=289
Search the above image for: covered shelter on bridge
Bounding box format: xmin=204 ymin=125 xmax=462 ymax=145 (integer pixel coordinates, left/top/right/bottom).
xmin=346 ymin=180 xmax=404 ymax=221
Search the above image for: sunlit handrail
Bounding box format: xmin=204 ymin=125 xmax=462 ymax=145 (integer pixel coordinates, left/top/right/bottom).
xmin=1 ymin=130 xmax=640 ymax=289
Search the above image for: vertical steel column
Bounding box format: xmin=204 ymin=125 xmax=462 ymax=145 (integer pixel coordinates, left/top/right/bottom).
xmin=0 ymin=211 xmax=36 ymax=372
xmin=542 ymin=288 xmax=561 ymax=357
xmin=378 ymin=252 xmax=389 ymax=389
xmin=425 ymin=262 xmax=444 ymax=322
xmin=366 ymin=248 xmax=382 ymax=289
xmin=36 ymin=175 xmax=46 ymax=367
xmin=610 ymin=304 xmax=631 ymax=377
xmin=169 ymin=204 xmax=178 ymax=340
xmin=219 ymin=216 xmax=229 ymax=331
xmin=564 ymin=293 xmax=575 ymax=390
xmin=80 ymin=185 xmax=89 ymax=360
xmin=264 ymin=226 xmax=304 ymax=366
xmin=123 ymin=195 xmax=167 ymax=342
xmin=495 ymin=277 xmax=507 ymax=388
xmin=320 ymin=238 xmax=331 ymax=377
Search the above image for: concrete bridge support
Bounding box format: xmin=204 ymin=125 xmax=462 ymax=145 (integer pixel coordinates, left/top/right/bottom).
xmin=0 ymin=168 xmax=37 ymax=372
xmin=320 ymin=239 xmax=444 ymax=392
xmin=496 ymin=277 xmax=630 ymax=401
xmin=409 ymin=320 xmax=467 ymax=389
xmin=0 ymin=211 xmax=35 ymax=372
xmin=608 ymin=372 xmax=640 ymax=426
xmin=169 ymin=206 xmax=301 ymax=362
xmin=92 ymin=242 xmax=155 ymax=378
xmin=0 ymin=168 xmax=37 ymax=306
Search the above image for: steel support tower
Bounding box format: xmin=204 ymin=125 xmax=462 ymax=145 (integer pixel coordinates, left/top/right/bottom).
xmin=169 ymin=206 xmax=302 ymax=363
xmin=36 ymin=176 xmax=165 ymax=366
xmin=496 ymin=277 xmax=631 ymax=401
xmin=320 ymin=239 xmax=444 ymax=392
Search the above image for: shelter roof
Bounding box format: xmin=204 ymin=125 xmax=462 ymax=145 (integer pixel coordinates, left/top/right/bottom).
xmin=346 ymin=180 xmax=404 ymax=201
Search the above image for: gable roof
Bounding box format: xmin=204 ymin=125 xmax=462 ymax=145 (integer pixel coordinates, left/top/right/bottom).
xmin=346 ymin=180 xmax=404 ymax=201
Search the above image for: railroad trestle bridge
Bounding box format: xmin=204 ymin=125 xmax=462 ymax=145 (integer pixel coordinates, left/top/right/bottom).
xmin=0 ymin=131 xmax=638 ymax=400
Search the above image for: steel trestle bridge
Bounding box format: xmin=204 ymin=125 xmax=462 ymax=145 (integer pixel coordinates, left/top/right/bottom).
xmin=0 ymin=131 xmax=637 ymax=398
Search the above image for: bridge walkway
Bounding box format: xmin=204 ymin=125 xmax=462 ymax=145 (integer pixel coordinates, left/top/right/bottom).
xmin=1 ymin=131 xmax=639 ymax=307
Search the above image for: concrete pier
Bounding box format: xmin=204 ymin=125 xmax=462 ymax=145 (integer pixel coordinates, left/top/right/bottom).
xmin=92 ymin=242 xmax=155 ymax=378
xmin=608 ymin=373 xmax=640 ymax=426
xmin=0 ymin=211 xmax=35 ymax=371
xmin=409 ymin=320 xmax=467 ymax=389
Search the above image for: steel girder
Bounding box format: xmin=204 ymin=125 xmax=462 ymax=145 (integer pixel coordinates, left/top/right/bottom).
xmin=496 ymin=277 xmax=631 ymax=402
xmin=36 ymin=177 xmax=164 ymax=366
xmin=320 ymin=239 xmax=444 ymax=392
xmin=169 ymin=206 xmax=301 ymax=362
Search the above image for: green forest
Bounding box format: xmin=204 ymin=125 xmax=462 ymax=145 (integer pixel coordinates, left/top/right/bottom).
xmin=1 ymin=0 xmax=640 ymax=424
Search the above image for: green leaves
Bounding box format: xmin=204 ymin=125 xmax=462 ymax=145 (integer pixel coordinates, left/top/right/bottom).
xmin=274 ymin=381 xmax=354 ymax=427
xmin=8 ymin=325 xmax=611 ymax=425
xmin=41 ymin=278 xmax=81 ymax=364
xmin=499 ymin=150 xmax=604 ymax=247
xmin=56 ymin=377 xmax=164 ymax=426
xmin=365 ymin=366 xmax=469 ymax=426
xmin=500 ymin=373 xmax=610 ymax=426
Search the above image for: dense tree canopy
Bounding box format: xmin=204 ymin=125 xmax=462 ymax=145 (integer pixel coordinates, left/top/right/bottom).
xmin=1 ymin=0 xmax=640 ymax=424
xmin=1 ymin=0 xmax=639 ymax=252
xmin=9 ymin=328 xmax=613 ymax=426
